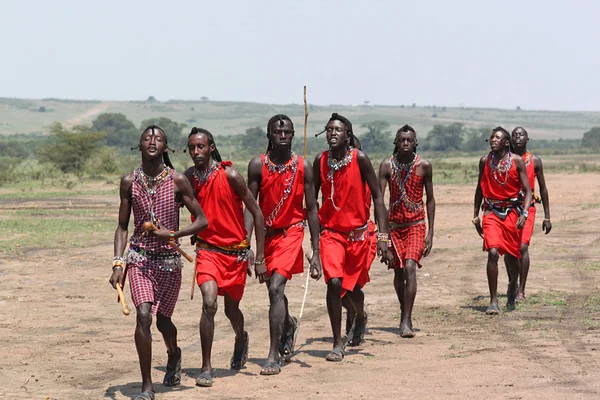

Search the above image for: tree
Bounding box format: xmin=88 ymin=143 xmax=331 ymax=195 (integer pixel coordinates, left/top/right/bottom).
xmin=237 ymin=126 xmax=267 ymax=155
xmin=426 ymin=123 xmax=465 ymax=151
xmin=358 ymin=121 xmax=392 ymax=154
xmin=92 ymin=113 xmax=138 ymax=149
xmin=582 ymin=127 xmax=600 ymax=148
xmin=462 ymin=127 xmax=492 ymax=152
xmin=140 ymin=117 xmax=187 ymax=149
xmin=36 ymin=123 xmax=105 ymax=176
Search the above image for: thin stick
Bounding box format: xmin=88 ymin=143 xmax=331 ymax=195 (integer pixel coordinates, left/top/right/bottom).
xmin=116 ymin=283 xmax=130 ymax=315
xmin=303 ymin=85 xmax=308 ymax=159
xmin=191 ymin=268 xmax=197 ymax=300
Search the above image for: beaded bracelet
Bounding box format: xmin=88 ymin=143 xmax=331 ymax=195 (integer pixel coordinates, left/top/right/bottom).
xmin=254 ymin=259 xmax=265 ymax=265
xmin=169 ymin=231 xmax=175 ymax=241
xmin=376 ymin=232 xmax=390 ymax=242
xmin=112 ymin=256 xmax=125 ymax=270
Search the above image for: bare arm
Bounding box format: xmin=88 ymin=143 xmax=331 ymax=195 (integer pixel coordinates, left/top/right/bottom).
xmin=173 ymin=172 xmax=208 ymax=238
xmin=244 ymin=156 xmax=262 ymax=242
xmin=313 ymin=153 xmax=322 ymax=202
xmin=534 ymin=155 xmax=552 ymax=234
xmin=304 ymin=158 xmax=323 ymax=280
xmin=473 ymin=156 xmax=486 ymax=238
xmin=109 ymin=173 xmax=133 ymax=288
xmin=378 ymin=158 xmax=391 ymax=202
xmin=421 ymin=158 xmax=436 ymax=256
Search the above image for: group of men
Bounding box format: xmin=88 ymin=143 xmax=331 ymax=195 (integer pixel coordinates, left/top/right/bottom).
xmin=108 ymin=115 xmax=549 ymax=400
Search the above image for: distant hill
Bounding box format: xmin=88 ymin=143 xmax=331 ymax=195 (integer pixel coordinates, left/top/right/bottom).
xmin=1 ymin=97 xmax=599 ymax=139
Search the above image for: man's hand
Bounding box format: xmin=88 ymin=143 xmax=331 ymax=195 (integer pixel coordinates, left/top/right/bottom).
xmin=473 ymin=220 xmax=484 ymax=239
xmin=377 ymin=241 xmax=393 ymax=267
xmin=423 ymin=234 xmax=433 ymax=257
xmin=148 ymin=223 xmax=172 ymax=242
xmin=109 ymin=267 xmax=124 ymax=289
xmin=542 ymin=219 xmax=552 ymax=234
xmin=254 ymin=259 xmax=268 ymax=284
xmin=246 ymin=249 xmax=254 ymax=276
xmin=516 ymin=215 xmax=526 ymax=229
xmin=309 ymin=251 xmax=322 ymax=280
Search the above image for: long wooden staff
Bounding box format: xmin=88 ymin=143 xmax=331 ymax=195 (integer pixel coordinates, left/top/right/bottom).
xmin=141 ymin=222 xmax=195 ymax=262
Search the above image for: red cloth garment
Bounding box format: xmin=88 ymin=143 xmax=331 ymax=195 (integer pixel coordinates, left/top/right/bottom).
xmin=196 ymin=251 xmax=247 ymax=301
xmin=358 ymin=220 xmax=378 ymax=287
xmin=265 ymin=223 xmax=305 ymax=280
xmin=522 ymin=151 xmax=535 ymax=191
xmin=390 ymin=222 xmax=426 ymax=269
xmin=388 ymin=154 xmax=425 ymax=224
xmin=480 ymin=153 xmax=523 ymax=259
xmin=318 ymin=149 xmax=369 ymax=232
xmin=521 ymin=206 xmax=536 ymax=246
xmin=320 ymin=228 xmax=371 ymax=297
xmin=193 ymin=162 xmax=248 ymax=299
xmin=259 ymin=153 xmax=306 ymax=228
xmin=128 ymin=261 xmax=182 ymax=317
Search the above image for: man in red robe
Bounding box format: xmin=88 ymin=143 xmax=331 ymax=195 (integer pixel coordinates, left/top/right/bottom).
xmin=473 ymin=127 xmax=532 ymax=314
xmin=314 ymin=113 xmax=393 ymax=362
xmin=185 ymin=128 xmax=265 ymax=387
xmin=379 ymin=125 xmax=435 ymax=338
xmin=509 ymin=127 xmax=552 ymax=301
xmin=246 ymin=114 xmax=322 ymax=375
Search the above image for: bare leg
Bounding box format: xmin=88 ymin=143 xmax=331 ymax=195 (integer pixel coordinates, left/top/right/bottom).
xmin=199 ymin=280 xmax=218 ymax=374
xmin=518 ymin=243 xmax=530 ymax=300
xmin=399 ymin=260 xmax=417 ymax=336
xmin=393 ymin=268 xmax=405 ymax=325
xmin=342 ymin=295 xmax=356 ymax=336
xmin=326 ymin=278 xmax=345 ymax=358
xmin=135 ymin=302 xmax=154 ymax=394
xmin=224 ymin=292 xmax=247 ymax=369
xmin=346 ymin=285 xmax=366 ymax=345
xmin=504 ymin=253 xmax=520 ymax=310
xmin=156 ymin=313 xmax=179 ymax=367
xmin=263 ymin=273 xmax=288 ymax=372
xmin=486 ymin=248 xmax=500 ymax=314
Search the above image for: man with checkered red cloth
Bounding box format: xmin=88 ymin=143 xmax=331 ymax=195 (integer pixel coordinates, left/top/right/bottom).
xmin=379 ymin=125 xmax=436 ymax=339
xmin=110 ymin=125 xmax=208 ymax=400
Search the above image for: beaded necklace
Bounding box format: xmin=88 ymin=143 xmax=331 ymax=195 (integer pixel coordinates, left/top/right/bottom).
xmin=136 ymin=165 xmax=170 ymax=224
xmin=390 ymin=153 xmax=423 ymax=212
xmin=522 ymin=150 xmax=532 ymax=167
xmin=265 ymin=151 xmax=297 ymax=174
xmin=264 ymin=152 xmax=299 ymax=227
xmin=194 ymin=160 xmax=219 ymax=187
xmin=489 ymin=150 xmax=513 ymax=186
xmin=326 ymin=147 xmax=354 ymax=211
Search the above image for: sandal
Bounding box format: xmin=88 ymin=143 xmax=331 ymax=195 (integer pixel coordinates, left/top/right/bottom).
xmin=163 ymin=347 xmax=181 ymax=387
xmin=325 ymin=347 xmax=345 ymax=362
xmin=280 ymin=316 xmax=299 ymax=360
xmin=134 ymin=390 xmax=155 ymax=400
xmin=260 ymin=360 xmax=281 ymax=375
xmin=195 ymin=370 xmax=215 ymax=387
xmin=230 ymin=331 xmax=249 ymax=370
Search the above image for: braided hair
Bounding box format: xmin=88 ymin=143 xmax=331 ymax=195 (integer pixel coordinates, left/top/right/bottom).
xmin=393 ymin=124 xmax=417 ymax=154
xmin=266 ymin=114 xmax=294 ymax=152
xmin=187 ymin=127 xmax=222 ymax=162
xmin=492 ymin=126 xmax=514 ymax=152
xmin=138 ymin=125 xmax=175 ymax=169
xmin=326 ymin=113 xmax=357 ymax=148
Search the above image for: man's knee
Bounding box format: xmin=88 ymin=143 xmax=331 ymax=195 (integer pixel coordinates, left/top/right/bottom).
xmin=202 ymin=297 xmax=218 ymax=318
xmin=136 ymin=303 xmax=153 ymax=329
xmin=488 ymin=248 xmax=500 ymax=263
xmin=224 ymin=301 xmax=241 ymax=320
xmin=404 ymin=260 xmax=418 ymax=277
xmin=520 ymin=243 xmax=529 ymax=255
xmin=156 ymin=314 xmax=174 ymax=333
xmin=268 ymin=281 xmax=285 ymax=303
xmin=328 ymin=278 xmax=342 ymax=292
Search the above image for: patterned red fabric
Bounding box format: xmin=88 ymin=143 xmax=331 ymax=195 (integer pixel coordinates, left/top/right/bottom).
xmin=388 ymin=155 xmax=425 ymax=224
xmin=390 ymin=222 xmax=426 ymax=269
xmin=480 ymin=153 xmax=522 ymax=201
xmin=319 ymin=149 xmax=369 ymax=231
xmin=128 ymin=261 xmax=182 ymax=317
xmin=482 ymin=212 xmax=522 ymax=259
xmin=196 ymin=252 xmax=247 ymax=301
xmin=265 ymin=224 xmax=305 ymax=280
xmin=193 ymin=162 xmax=247 ymax=247
xmin=130 ymin=167 xmax=181 ymax=251
xmin=259 ymin=154 xmax=306 ymax=228
xmin=521 ymin=205 xmax=536 ymax=246
xmin=320 ymin=229 xmax=371 ymax=297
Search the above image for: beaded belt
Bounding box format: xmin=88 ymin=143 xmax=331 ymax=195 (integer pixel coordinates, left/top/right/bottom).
xmin=127 ymin=245 xmax=182 ymax=271
xmin=324 ymin=222 xmax=369 ymax=242
xmin=265 ymin=221 xmax=306 ymax=238
xmin=195 ymin=237 xmax=250 ymax=262
xmin=482 ymin=198 xmax=523 ymax=220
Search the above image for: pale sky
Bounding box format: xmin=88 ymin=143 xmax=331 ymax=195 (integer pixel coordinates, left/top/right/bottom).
xmin=2 ymin=0 xmax=599 ymax=111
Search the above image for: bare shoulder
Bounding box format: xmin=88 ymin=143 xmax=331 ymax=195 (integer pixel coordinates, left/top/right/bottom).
xmin=532 ymin=154 xmax=543 ymax=167
xmin=225 ymin=165 xmax=243 ymax=182
xmin=120 ymin=172 xmax=134 ymax=187
xmin=248 ymin=155 xmax=263 ymax=170
xmin=173 ymin=171 xmax=191 ymax=188
xmin=303 ymin=156 xmax=312 ymax=170
xmin=419 ymin=157 xmax=432 ymax=170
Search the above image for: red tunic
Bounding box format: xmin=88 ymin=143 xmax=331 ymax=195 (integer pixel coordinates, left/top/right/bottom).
xmin=193 ymin=162 xmax=248 ymax=301
xmin=319 ymin=148 xmax=369 ymax=231
xmin=480 ymin=153 xmax=523 ymax=259
xmin=318 ymin=148 xmax=372 ymax=296
xmin=259 ymin=153 xmax=306 ymax=280
xmin=521 ymin=151 xmax=536 ymax=245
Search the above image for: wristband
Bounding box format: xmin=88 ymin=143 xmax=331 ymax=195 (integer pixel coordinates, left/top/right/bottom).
xmin=543 ymin=218 xmax=551 ymax=222
xmin=472 ymin=217 xmax=481 ymax=225
xmin=254 ymin=259 xmax=265 ymax=265
xmin=522 ymin=210 xmax=529 ymax=218
xmin=169 ymin=230 xmax=175 ymax=241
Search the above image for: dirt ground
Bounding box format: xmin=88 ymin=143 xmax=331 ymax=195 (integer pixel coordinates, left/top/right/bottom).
xmin=1 ymin=172 xmax=599 ymax=399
